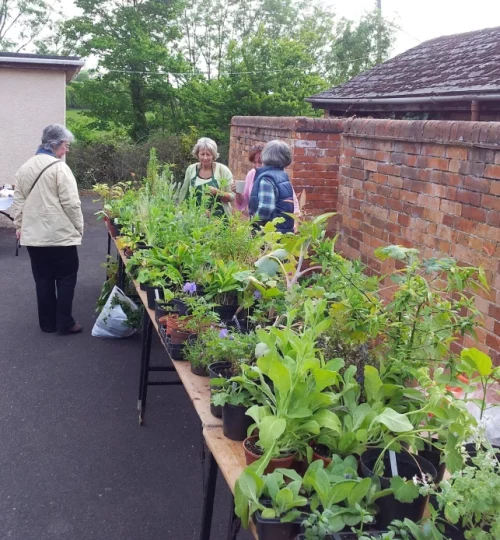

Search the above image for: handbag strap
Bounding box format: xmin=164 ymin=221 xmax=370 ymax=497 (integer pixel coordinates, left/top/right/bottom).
xmin=27 ymin=159 xmax=62 ymax=198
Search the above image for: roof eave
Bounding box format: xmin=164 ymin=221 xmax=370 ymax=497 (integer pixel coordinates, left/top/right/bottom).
xmin=0 ymin=56 xmax=85 ymax=82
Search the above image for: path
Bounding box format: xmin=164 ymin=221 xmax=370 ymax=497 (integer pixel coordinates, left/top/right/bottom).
xmin=0 ymin=196 xmax=246 ymax=540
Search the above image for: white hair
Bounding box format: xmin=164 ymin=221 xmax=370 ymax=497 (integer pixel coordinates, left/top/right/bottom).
xmin=40 ymin=124 xmax=74 ymax=151
xmin=261 ymin=140 xmax=292 ymax=168
xmin=191 ymin=137 xmax=219 ymax=160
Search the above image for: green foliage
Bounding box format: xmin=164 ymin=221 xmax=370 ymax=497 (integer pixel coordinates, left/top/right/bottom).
xmin=0 ymin=0 xmax=56 ymax=51
xmin=429 ymin=449 xmax=500 ymax=539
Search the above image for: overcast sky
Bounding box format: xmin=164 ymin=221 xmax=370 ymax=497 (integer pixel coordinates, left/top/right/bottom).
xmin=329 ymin=0 xmax=500 ymax=56
xmin=57 ymin=0 xmax=500 ymax=60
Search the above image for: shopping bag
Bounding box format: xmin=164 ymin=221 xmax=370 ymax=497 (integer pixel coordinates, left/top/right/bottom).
xmin=92 ymin=286 xmax=139 ymax=338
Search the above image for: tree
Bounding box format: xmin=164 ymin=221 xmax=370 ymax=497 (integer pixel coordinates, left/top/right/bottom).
xmin=63 ymin=0 xmax=186 ymax=141
xmin=0 ymin=0 xmax=57 ymax=52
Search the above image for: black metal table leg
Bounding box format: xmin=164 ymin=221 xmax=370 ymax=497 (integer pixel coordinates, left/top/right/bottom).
xmin=200 ymin=451 xmax=218 ymax=540
xmin=107 ymin=230 xmax=111 ymax=257
xmin=117 ymin=252 xmax=126 ymax=290
xmin=138 ymin=313 xmax=153 ymax=425
xmin=226 ymin=499 xmax=241 ymax=540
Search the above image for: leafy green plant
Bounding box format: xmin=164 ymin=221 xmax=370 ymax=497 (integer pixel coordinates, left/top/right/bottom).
xmin=427 ymin=448 xmax=500 ymax=539
xmin=373 ymin=246 xmax=488 ymax=383
xmin=183 ymin=327 xmax=221 ymax=369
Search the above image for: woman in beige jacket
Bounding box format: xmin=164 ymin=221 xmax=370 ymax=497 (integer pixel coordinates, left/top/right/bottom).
xmin=13 ymin=124 xmax=84 ymax=335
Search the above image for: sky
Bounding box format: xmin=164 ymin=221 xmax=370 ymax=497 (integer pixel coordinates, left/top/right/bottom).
xmin=44 ymin=0 xmax=500 ymax=62
xmin=328 ymin=0 xmax=500 ymax=56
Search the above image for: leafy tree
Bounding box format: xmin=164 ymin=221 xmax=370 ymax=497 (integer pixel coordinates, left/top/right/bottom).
xmin=63 ymin=0 xmax=186 ymax=141
xmin=0 ymin=0 xmax=57 ymax=52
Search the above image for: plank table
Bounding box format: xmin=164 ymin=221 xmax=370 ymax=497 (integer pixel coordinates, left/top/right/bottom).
xmin=109 ymin=232 xmax=255 ymax=539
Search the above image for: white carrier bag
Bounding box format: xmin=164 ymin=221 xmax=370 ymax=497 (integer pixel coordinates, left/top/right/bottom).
xmin=92 ymin=286 xmax=139 ymax=338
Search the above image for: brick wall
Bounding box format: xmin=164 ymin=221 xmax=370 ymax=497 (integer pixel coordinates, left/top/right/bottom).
xmin=338 ymin=119 xmax=500 ymax=363
xmin=229 ymin=116 xmax=343 ymax=221
xmin=228 ymin=116 xmax=500 ymax=362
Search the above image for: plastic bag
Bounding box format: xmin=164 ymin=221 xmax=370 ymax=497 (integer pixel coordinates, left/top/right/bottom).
xmin=92 ymin=286 xmax=139 ymax=338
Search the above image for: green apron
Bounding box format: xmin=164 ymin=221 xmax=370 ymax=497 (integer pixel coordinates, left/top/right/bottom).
xmin=190 ymin=167 xmax=225 ymax=218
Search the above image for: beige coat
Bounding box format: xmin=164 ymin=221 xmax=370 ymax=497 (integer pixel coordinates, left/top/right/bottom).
xmin=13 ymin=154 xmax=84 ymax=247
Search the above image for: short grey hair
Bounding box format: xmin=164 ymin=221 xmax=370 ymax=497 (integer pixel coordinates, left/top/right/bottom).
xmin=40 ymin=124 xmax=74 ymax=151
xmin=192 ymin=137 xmax=219 ymax=160
xmin=261 ymin=140 xmax=292 ymax=168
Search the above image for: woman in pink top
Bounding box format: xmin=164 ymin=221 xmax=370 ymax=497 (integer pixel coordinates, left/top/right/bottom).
xmin=234 ymin=145 xmax=300 ymax=215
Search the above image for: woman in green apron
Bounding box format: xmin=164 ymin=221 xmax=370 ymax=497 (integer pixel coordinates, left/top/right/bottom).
xmin=178 ymin=137 xmax=235 ymax=217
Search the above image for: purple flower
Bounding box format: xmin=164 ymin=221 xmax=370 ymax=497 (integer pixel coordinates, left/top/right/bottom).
xmin=219 ymin=328 xmax=229 ymax=339
xmin=253 ymin=290 xmax=262 ymax=299
xmin=183 ymin=282 xmax=197 ymax=295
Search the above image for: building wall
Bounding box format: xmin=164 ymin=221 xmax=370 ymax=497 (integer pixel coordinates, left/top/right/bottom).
xmin=0 ymin=68 xmax=66 ymax=186
xmin=229 ymin=116 xmax=500 ymax=363
xmin=229 ymin=116 xmax=343 ymax=227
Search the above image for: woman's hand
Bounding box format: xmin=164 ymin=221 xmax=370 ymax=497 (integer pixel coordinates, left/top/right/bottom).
xmin=230 ymin=182 xmax=236 ymax=193
xmin=15 ymin=230 xmax=21 ymax=240
xmin=208 ymin=187 xmax=218 ymax=196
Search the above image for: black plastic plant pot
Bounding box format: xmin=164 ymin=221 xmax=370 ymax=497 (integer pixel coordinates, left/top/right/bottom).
xmin=418 ymin=443 xmax=446 ymax=483
xmin=359 ymin=449 xmax=437 ymax=529
xmin=464 ymin=442 xmax=500 ymax=466
xmin=190 ymin=363 xmax=208 ymax=377
xmin=136 ymin=242 xmax=152 ymax=251
xmin=165 ymin=336 xmax=185 ymax=361
xmin=214 ymin=304 xmax=240 ymax=322
xmin=146 ymin=286 xmax=164 ymax=311
xmin=155 ymin=300 xmax=176 ymax=323
xmin=140 ymin=282 xmax=148 ymax=292
xmin=172 ymin=298 xmax=189 ymax=316
xmin=208 ymin=361 xmax=232 ymax=418
xmin=254 ymin=512 xmax=302 ymax=540
xmin=222 ymin=404 xmax=253 ymax=441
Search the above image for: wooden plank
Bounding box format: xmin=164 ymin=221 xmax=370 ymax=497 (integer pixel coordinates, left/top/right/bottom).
xmin=115 ymin=240 xmax=222 ymax=428
xmin=203 ymin=428 xmax=258 ymax=538
xmin=203 ymin=427 xmax=247 ymax=492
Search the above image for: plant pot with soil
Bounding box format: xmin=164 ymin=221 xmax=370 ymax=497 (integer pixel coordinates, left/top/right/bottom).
xmin=359 ymin=448 xmax=437 ymax=529
xmin=146 ymin=285 xmax=164 ymax=310
xmin=222 ymin=404 xmax=253 ymax=441
xmin=208 ymin=361 xmax=232 ymax=418
xmin=243 ymin=435 xmax=296 ymax=473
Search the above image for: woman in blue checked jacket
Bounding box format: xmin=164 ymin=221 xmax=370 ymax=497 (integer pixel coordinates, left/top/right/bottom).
xmin=248 ymin=140 xmax=295 ymax=233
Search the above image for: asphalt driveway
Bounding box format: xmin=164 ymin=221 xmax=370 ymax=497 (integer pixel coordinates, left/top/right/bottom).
xmin=0 ymin=196 xmax=245 ymax=540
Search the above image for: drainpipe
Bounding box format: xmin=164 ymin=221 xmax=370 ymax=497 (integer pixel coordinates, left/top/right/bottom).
xmin=471 ymin=100 xmax=480 ymax=121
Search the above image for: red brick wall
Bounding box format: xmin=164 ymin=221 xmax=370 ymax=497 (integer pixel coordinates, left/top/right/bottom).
xmin=228 ymin=116 xmax=500 ymax=362
xmin=229 ymin=116 xmax=343 ymax=220
xmin=338 ymin=119 xmax=500 ymax=363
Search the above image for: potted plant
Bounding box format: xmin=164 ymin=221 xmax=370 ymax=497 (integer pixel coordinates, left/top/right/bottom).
xmin=426 ymin=447 xmax=500 ymax=539
xmin=212 ymin=376 xmax=258 ymax=441
xmin=299 ymin=456 xmax=388 ymax=539
xmin=234 ymin=467 xmax=308 ymax=540
xmin=183 ymin=327 xmax=220 ymax=377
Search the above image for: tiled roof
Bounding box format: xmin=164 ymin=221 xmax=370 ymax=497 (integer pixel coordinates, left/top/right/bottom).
xmin=309 ymin=26 xmax=500 ymax=102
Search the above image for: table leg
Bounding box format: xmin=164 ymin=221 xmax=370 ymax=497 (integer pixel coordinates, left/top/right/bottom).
xmin=226 ymin=499 xmax=241 ymax=540
xmin=117 ymin=252 xmax=125 ymax=290
xmin=107 ymin=230 xmax=111 ymax=257
xmin=138 ymin=312 xmax=152 ymax=425
xmin=199 ymin=451 xmax=218 ymax=540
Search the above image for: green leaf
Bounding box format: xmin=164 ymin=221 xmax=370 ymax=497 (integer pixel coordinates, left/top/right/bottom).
xmin=364 ymin=365 xmax=383 ymax=403
xmin=348 ymin=477 xmax=371 ymax=507
xmin=325 ymin=358 xmax=345 ymax=372
xmin=268 ymin=360 xmax=292 ymax=396
xmin=374 ymin=408 xmax=414 ymax=433
xmin=329 ymin=480 xmax=357 ymax=504
xmin=313 ymin=368 xmax=339 ymax=392
xmin=313 ymin=409 xmax=342 ymax=432
xmin=390 ymin=476 xmax=419 ymax=503
xmin=259 ymin=416 xmax=286 ymax=449
xmin=261 ymin=508 xmax=275 ymax=519
xmin=461 ymin=347 xmax=492 ymax=377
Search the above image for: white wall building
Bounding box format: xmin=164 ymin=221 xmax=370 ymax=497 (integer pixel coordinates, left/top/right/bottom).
xmin=0 ymin=53 xmax=84 ymax=187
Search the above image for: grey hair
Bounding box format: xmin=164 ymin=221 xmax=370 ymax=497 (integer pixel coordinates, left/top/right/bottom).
xmin=261 ymin=140 xmax=292 ymax=168
xmin=192 ymin=137 xmax=219 ymax=160
xmin=40 ymin=124 xmax=74 ymax=151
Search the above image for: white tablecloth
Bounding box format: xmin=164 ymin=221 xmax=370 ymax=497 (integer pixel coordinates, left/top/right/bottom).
xmin=0 ymin=197 xmax=13 ymax=212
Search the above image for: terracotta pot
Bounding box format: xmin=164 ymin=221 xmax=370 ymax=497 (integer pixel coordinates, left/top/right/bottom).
xmin=164 ymin=314 xmax=192 ymax=334
xmin=243 ymin=436 xmax=296 ymax=474
xmin=311 ymin=443 xmax=332 ymax=467
xmin=170 ymin=327 xmax=194 ymax=345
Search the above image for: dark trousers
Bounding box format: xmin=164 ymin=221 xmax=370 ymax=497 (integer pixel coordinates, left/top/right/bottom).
xmin=27 ymin=246 xmax=79 ymax=333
